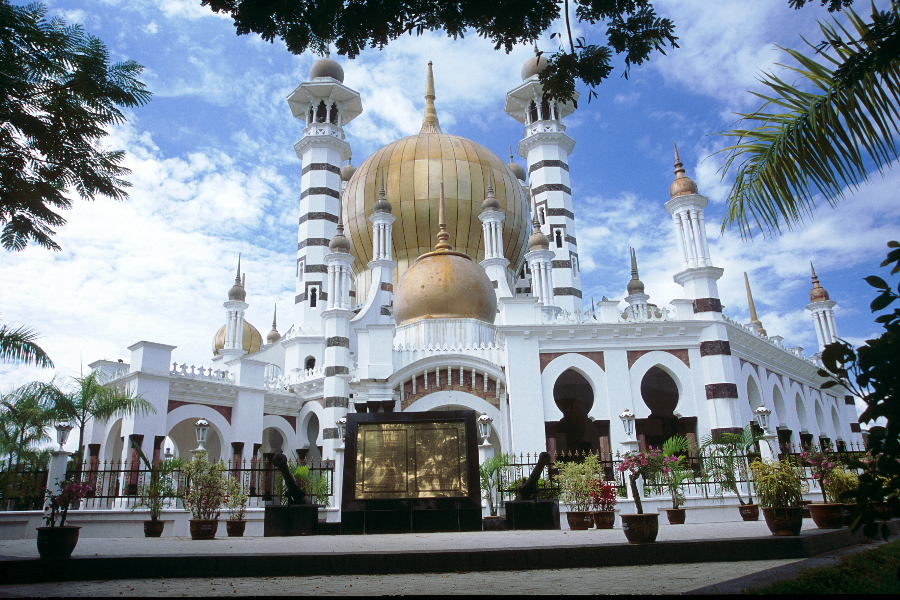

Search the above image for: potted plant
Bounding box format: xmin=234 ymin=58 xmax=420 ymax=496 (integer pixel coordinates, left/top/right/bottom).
xmin=182 ymin=450 xmax=227 ymax=540
xmin=129 ymin=441 xmax=184 ymax=537
xmin=802 ymin=450 xmax=843 ymax=529
xmin=661 ymin=435 xmax=693 ymax=525
xmin=589 ymin=478 xmax=617 ymax=529
xmin=555 ymin=453 xmax=601 ymax=530
xmin=224 ymin=476 xmax=249 ymax=537
xmin=749 ymin=459 xmax=804 ymax=536
xmin=700 ymin=425 xmax=765 ymax=521
xmin=617 ymin=447 xmax=663 ymax=543
xmin=826 ymin=467 xmax=859 ymax=526
xmin=479 ymin=453 xmax=509 ymax=531
xmin=37 ymin=479 xmax=92 ymax=559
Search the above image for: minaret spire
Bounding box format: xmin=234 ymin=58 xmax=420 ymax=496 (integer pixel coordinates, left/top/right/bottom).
xmin=744 ymin=272 xmax=767 ymax=336
xmin=434 ymin=182 xmax=452 ymax=251
xmin=630 ymin=247 xmax=639 ymax=280
xmin=420 ymin=61 xmax=442 ymax=134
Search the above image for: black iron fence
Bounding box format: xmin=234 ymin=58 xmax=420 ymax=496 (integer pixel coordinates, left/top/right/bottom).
xmin=0 ymin=468 xmax=48 ymax=511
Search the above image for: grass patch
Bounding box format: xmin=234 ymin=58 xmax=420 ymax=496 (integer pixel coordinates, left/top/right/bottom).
xmin=745 ymin=539 xmax=900 ymax=594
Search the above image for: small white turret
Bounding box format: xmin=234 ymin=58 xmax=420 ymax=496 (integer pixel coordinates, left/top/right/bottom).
xmin=806 ymin=263 xmax=838 ymax=352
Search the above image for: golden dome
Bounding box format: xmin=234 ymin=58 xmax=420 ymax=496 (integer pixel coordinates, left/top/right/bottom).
xmin=343 ymin=63 xmax=529 ymax=304
xmin=669 ymin=142 xmax=699 ymax=199
xmin=213 ymin=320 xmax=262 ymax=356
xmin=522 ymin=48 xmax=549 ymax=80
xmin=810 ymin=263 xmax=830 ymax=303
xmin=528 ymin=213 xmax=549 ymax=251
xmin=393 ymin=185 xmax=498 ymax=326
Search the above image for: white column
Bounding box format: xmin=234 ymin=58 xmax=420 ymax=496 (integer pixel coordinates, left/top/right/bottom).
xmin=681 ymin=211 xmax=697 ymax=267
xmin=689 ymin=208 xmax=707 ymax=267
xmin=812 ymin=312 xmax=827 ymax=350
xmin=827 ymin=311 xmax=838 ymax=342
xmin=697 ymin=210 xmax=712 ymax=265
xmin=672 ymin=214 xmax=689 ymax=269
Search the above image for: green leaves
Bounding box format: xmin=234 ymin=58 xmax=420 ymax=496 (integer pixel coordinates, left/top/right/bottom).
xmin=0 ymin=1 xmax=150 ymax=251
xmin=0 ymin=323 xmax=53 ymax=368
xmin=717 ymin=5 xmax=900 ymax=238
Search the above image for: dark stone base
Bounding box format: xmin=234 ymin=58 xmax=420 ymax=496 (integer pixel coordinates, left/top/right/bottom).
xmin=264 ymin=505 xmax=320 ymax=537
xmin=505 ymin=500 xmax=560 ymax=530
xmin=341 ymin=499 xmax=482 ymax=534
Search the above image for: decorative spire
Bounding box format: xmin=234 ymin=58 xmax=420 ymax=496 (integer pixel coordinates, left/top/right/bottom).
xmin=420 ymin=61 xmax=442 ymax=134
xmin=329 ymin=202 xmax=351 ymax=252
xmin=482 ymin=170 xmax=501 ymax=212
xmin=434 ymin=183 xmax=453 ymax=251
xmin=626 ymin=248 xmax=645 ymax=295
xmin=528 ymin=199 xmax=550 ymax=251
xmin=810 ymin=262 xmax=830 ymax=302
xmin=266 ymin=305 xmax=281 ymax=344
xmin=744 ymin=272 xmax=767 ymax=336
xmin=228 ymin=254 xmax=246 ymax=301
xmin=373 ymin=168 xmax=392 ymax=213
xmin=669 ymin=142 xmax=699 ymax=199
xmin=507 ymin=145 xmax=527 ymax=181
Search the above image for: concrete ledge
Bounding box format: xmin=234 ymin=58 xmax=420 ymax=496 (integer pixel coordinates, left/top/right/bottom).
xmin=0 ymin=521 xmax=896 ymax=585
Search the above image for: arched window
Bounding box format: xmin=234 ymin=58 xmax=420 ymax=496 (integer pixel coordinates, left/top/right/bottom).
xmin=309 ymin=288 xmax=317 ymax=307
xmin=540 ymin=98 xmax=550 ymax=120
xmin=539 ymin=207 xmax=546 ymax=225
xmin=529 ymin=101 xmax=538 ymax=123
xmin=316 ymin=101 xmax=327 ymax=123
xmin=308 ymin=107 xmax=314 ymax=123
xmin=555 ymin=230 xmax=563 ymax=248
xmin=329 ymin=103 xmax=338 ymax=124
xmin=305 ymin=357 xmax=316 ymax=370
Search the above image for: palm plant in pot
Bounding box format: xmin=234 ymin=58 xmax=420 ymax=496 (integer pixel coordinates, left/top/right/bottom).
xmin=700 ymin=425 xmax=765 ymax=521
xmin=182 ymin=450 xmax=227 ymax=540
xmin=749 ymin=459 xmax=804 ymax=536
xmin=826 ymin=467 xmax=859 ymax=526
xmin=38 ymin=479 xmax=92 ymax=558
xmin=479 ymin=453 xmax=509 ymax=531
xmin=555 ymin=453 xmax=601 ymax=530
xmin=660 ymin=435 xmax=693 ymax=525
xmin=588 ymin=478 xmax=618 ymax=529
xmin=224 ymin=476 xmax=249 ymax=537
xmin=129 ymin=441 xmax=184 ymax=537
xmin=802 ymin=450 xmax=843 ymax=529
xmin=617 ymin=447 xmax=664 ymax=543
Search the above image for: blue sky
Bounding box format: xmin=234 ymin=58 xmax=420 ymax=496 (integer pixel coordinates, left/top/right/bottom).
xmin=2 ymin=0 xmax=898 ymax=414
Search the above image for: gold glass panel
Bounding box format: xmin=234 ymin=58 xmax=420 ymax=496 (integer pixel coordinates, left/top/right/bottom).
xmin=355 ymin=420 xmax=469 ymax=499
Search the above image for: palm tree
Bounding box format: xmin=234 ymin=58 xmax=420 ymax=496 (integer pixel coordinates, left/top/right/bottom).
xmin=0 ymin=323 xmax=52 ymax=368
xmin=44 ymin=371 xmax=156 ymax=467
xmin=0 ymin=382 xmax=59 ymax=471
xmin=717 ymin=3 xmax=900 ymax=237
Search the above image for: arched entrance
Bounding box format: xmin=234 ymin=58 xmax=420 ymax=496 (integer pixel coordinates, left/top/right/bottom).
xmin=636 ymin=366 xmax=697 ymax=450
xmin=545 ymin=369 xmax=609 ymax=457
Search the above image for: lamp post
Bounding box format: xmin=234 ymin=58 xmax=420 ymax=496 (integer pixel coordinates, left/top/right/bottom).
xmin=619 ymin=408 xmax=636 ymax=440
xmin=618 ymin=408 xmax=640 ymax=500
xmin=477 ymin=414 xmax=493 ymax=445
xmin=55 ymin=421 xmax=74 ymax=451
xmin=754 ymin=404 xmax=778 ymax=460
xmin=336 ymin=416 xmax=347 ymax=447
xmin=45 ymin=422 xmax=75 ymax=512
xmin=193 ymin=419 xmax=210 ymax=455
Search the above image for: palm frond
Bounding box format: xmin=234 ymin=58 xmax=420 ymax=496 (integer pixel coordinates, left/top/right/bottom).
xmin=0 ymin=324 xmax=53 ymax=368
xmin=716 ymin=5 xmax=900 ymax=238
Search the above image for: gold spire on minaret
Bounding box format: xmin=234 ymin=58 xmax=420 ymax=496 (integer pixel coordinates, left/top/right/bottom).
xmin=669 ymin=142 xmax=699 ymax=199
xmin=434 ymin=183 xmax=452 ymax=251
xmin=266 ymin=305 xmax=281 ymax=344
xmin=810 ymin=262 xmax=830 ymax=302
xmin=744 ymin=272 xmax=767 ymax=336
xmin=420 ymin=61 xmax=442 ymax=134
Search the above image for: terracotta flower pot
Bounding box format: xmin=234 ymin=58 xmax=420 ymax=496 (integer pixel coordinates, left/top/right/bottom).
xmin=762 ymin=507 xmax=803 ymax=536
xmin=809 ymin=503 xmax=844 ymax=529
xmin=666 ymin=508 xmax=686 ymax=525
xmin=36 ymin=526 xmax=81 ymax=559
xmin=189 ymin=519 xmax=219 ymax=540
xmin=144 ymin=520 xmax=165 ymax=538
xmin=226 ymin=520 xmax=246 ymax=537
xmin=739 ymin=504 xmax=760 ymax=521
xmin=592 ymin=510 xmax=615 ymax=529
xmin=482 ymin=516 xmax=507 ymax=532
xmin=566 ymin=511 xmax=593 ymax=530
xmin=620 ymin=513 xmax=659 ymax=544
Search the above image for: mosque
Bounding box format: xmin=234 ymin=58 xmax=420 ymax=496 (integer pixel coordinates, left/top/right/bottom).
xmin=87 ymin=53 xmax=862 ymax=515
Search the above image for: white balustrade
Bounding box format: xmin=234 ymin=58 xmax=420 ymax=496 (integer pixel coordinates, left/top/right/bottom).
xmin=169 ymin=362 xmax=235 ymax=383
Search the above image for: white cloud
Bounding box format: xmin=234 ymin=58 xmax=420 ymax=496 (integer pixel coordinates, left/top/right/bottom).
xmin=144 ymin=21 xmax=158 ymax=35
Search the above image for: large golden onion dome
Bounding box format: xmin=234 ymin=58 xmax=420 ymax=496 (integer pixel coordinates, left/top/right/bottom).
xmin=394 ymin=184 xmax=498 ymax=326
xmin=342 ymin=62 xmax=529 ymax=304
xmin=213 ymin=320 xmax=262 ymax=356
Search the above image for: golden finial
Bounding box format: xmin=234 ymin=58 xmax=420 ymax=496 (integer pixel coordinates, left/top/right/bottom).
xmin=744 ymin=272 xmax=767 ymax=336
xmin=420 ymin=61 xmax=442 ymax=134
xmin=434 ymin=183 xmax=452 ymax=251
xmin=670 ymin=142 xmax=699 ymax=198
xmin=810 ymin=262 xmax=830 ymax=302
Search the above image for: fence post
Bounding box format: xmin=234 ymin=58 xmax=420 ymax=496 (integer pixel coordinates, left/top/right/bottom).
xmin=43 ymin=449 xmax=71 ymax=511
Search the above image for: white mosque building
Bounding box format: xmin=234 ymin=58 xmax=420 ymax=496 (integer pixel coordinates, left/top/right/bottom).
xmin=87 ymin=54 xmax=862 ymax=514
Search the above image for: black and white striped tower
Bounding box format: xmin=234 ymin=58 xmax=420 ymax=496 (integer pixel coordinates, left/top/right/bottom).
xmin=504 ymin=49 xmax=582 ymax=314
xmin=286 ymin=54 xmax=362 ymax=331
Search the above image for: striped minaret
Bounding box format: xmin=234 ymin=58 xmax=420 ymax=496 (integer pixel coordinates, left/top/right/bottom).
xmin=286 ymin=55 xmax=362 ymax=332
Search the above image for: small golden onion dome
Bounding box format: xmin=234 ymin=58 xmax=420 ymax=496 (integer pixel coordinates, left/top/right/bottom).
xmin=482 ymin=173 xmax=501 ymax=212
xmin=393 ymin=184 xmax=498 ymax=326
xmin=521 ymin=48 xmax=549 ymax=80
xmin=329 ymin=222 xmax=351 ymax=252
xmin=810 ymin=263 xmax=830 ymax=302
xmin=670 ymin=142 xmax=699 ymax=199
xmin=341 ymin=162 xmax=357 ymax=182
xmin=626 ymin=247 xmax=645 ymax=295
xmin=309 ymin=52 xmax=344 ymax=82
xmin=373 ymin=170 xmax=392 ymax=213
xmin=213 ymin=320 xmax=262 ymax=356
xmin=227 ymin=256 xmax=246 ymax=301
xmin=508 ymin=149 xmax=526 ymax=182
xmin=266 ymin=307 xmax=281 ymax=344
xmin=528 ymin=214 xmax=550 ymax=250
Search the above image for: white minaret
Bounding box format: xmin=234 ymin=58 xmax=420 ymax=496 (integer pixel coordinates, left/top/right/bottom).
xmin=807 ymin=263 xmax=838 ymax=352
xmin=624 ymin=248 xmax=651 ymax=319
xmin=525 ymin=212 xmax=558 ymax=317
xmin=219 ymin=256 xmax=248 ymax=362
xmin=366 ymin=171 xmax=397 ymax=317
xmin=287 ymin=54 xmax=362 ymax=332
xmin=479 ymin=172 xmax=513 ymax=304
xmin=504 ymin=49 xmax=582 ymax=314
